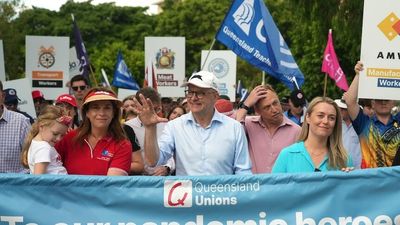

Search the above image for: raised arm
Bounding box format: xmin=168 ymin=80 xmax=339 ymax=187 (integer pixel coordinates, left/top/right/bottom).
xmin=133 ymin=94 xmax=168 ymax=166
xmin=342 ymin=61 xmax=363 ymax=121
xmin=236 ymin=85 xmax=268 ymax=121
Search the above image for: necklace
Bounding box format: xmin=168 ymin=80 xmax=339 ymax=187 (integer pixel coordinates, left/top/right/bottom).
xmin=87 ymin=134 xmax=103 ymax=147
xmin=89 ymin=133 xmax=104 ymax=141
xmin=309 ymin=149 xmax=327 ymax=157
xmin=304 ymin=142 xmax=327 ymax=157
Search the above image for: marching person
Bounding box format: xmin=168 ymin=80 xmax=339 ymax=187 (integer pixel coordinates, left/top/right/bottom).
xmin=55 ymin=87 xmax=132 ymax=175
xmin=134 ymin=71 xmax=252 ymax=175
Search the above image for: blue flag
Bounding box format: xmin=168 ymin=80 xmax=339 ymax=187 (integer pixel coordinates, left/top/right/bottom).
xmin=112 ymin=51 xmax=140 ymax=90
xmin=216 ymin=0 xmax=304 ymax=90
xmin=72 ymin=15 xmax=91 ymax=85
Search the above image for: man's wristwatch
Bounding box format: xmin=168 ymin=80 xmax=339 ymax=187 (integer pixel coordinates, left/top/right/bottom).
xmin=239 ymin=102 xmax=251 ymax=111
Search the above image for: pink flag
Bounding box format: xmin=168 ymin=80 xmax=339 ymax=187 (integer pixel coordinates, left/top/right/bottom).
xmin=144 ymin=59 xmax=157 ymax=91
xmin=321 ymin=29 xmax=349 ymax=91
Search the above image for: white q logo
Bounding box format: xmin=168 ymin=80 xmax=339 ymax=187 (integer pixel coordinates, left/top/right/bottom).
xmin=256 ymin=19 xmax=267 ymax=43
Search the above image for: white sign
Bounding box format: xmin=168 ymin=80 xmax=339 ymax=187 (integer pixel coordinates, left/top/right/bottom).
xmin=145 ymin=37 xmax=185 ymax=98
xmin=360 ymin=0 xmax=400 ymax=100
xmin=117 ymin=88 xmax=138 ymax=100
xmin=201 ymin=50 xmax=237 ymax=101
xmin=0 ymin=40 xmax=5 ymax=82
xmin=26 ymin=36 xmax=69 ymax=100
xmin=3 ymin=78 xmax=36 ymax=119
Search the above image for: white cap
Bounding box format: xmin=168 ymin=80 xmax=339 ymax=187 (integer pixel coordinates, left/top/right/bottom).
xmin=334 ymin=99 xmax=347 ymax=109
xmin=181 ymin=71 xmax=219 ymax=92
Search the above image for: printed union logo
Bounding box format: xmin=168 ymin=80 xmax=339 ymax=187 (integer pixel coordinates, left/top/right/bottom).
xmin=233 ymin=0 xmax=254 ymax=36
xmin=208 ymin=58 xmax=229 ymax=78
xmin=232 ymin=0 xmax=266 ymax=43
xmin=164 ymin=180 xmax=192 ymax=208
xmin=378 ymin=12 xmax=400 ymax=41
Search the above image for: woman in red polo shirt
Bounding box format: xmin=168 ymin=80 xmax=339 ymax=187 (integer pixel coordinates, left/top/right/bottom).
xmin=55 ymin=87 xmax=132 ymax=175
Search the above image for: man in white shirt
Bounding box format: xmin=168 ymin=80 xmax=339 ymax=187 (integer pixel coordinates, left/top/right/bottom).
xmin=133 ymin=71 xmax=252 ymax=176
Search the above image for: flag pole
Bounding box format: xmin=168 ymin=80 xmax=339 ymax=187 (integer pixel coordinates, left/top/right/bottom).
xmin=261 ymin=71 xmax=265 ymax=85
xmin=292 ymin=76 xmax=300 ymax=90
xmin=88 ymin=64 xmax=98 ymax=87
xmin=101 ymin=69 xmax=110 ymax=88
xmin=201 ymin=39 xmax=216 ymax=71
xmin=323 ymin=73 xmax=328 ymax=98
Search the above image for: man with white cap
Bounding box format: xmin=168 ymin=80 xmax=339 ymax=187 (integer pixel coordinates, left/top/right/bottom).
xmin=334 ymin=99 xmax=361 ymax=168
xmin=134 ymin=71 xmax=252 ymax=175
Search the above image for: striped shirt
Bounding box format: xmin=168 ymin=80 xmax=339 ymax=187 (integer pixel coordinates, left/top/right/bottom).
xmin=0 ymin=106 xmax=31 ymax=173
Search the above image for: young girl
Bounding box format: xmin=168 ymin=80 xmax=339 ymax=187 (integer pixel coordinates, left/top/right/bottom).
xmin=21 ymin=105 xmax=72 ymax=174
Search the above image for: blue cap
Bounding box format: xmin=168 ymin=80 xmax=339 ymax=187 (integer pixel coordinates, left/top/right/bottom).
xmin=4 ymin=88 xmax=21 ymax=103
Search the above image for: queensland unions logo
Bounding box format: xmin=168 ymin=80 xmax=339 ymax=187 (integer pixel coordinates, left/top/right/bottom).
xmin=164 ymin=179 xmax=260 ymax=208
xmin=164 ymin=180 xmax=193 ymax=208
xmin=378 ymin=12 xmax=400 ymax=41
xmin=208 ymin=58 xmax=229 ymax=79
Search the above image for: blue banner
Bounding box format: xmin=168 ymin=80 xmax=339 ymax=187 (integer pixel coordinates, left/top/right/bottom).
xmin=216 ymin=0 xmax=304 ymax=90
xmin=0 ymin=167 xmax=399 ymax=225
xmin=112 ymin=51 xmax=140 ymax=90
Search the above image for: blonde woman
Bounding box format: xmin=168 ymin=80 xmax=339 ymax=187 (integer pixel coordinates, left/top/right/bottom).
xmin=272 ymin=97 xmax=353 ymax=173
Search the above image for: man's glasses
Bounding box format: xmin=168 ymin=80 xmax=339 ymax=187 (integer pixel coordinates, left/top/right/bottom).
xmin=185 ymin=90 xmax=208 ymax=99
xmin=71 ymin=85 xmax=87 ymax=91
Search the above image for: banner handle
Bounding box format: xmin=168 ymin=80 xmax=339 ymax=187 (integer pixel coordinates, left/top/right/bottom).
xmin=201 ymin=39 xmax=216 ymax=71
xmin=323 ymin=73 xmax=328 ymax=98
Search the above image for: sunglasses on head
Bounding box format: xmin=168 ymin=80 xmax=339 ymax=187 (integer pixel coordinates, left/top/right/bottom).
xmin=71 ymin=85 xmax=87 ymax=91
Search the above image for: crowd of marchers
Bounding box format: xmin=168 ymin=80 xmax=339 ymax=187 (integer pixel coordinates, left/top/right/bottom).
xmin=1 ymin=61 xmax=399 ymax=176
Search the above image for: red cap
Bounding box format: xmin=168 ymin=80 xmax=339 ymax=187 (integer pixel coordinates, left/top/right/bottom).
xmin=56 ymin=94 xmax=77 ymax=107
xmin=32 ymin=90 xmax=45 ymax=100
xmin=215 ymin=99 xmax=233 ymax=113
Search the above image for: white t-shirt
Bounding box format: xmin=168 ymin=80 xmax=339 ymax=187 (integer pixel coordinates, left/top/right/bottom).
xmin=28 ymin=140 xmax=67 ymax=174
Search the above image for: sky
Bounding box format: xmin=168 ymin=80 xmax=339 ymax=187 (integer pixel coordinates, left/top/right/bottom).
xmin=22 ymin=0 xmax=161 ymax=14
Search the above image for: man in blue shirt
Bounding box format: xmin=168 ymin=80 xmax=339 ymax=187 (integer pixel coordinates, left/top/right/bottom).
xmin=0 ymin=81 xmax=31 ymax=173
xmin=134 ymin=71 xmax=252 ymax=176
xmin=284 ymin=89 xmax=306 ymax=126
xmin=4 ymin=88 xmax=35 ymax=124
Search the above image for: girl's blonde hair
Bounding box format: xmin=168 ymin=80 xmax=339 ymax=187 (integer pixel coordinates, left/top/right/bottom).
xmin=298 ymin=97 xmax=348 ymax=170
xmin=21 ymin=105 xmax=67 ymax=168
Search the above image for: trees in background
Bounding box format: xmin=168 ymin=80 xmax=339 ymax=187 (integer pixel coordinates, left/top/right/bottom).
xmin=0 ymin=0 xmax=364 ymax=98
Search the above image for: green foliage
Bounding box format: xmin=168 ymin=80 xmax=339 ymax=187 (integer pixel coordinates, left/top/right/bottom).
xmin=282 ymin=0 xmax=363 ymax=99
xmin=0 ymin=0 xmax=364 ymax=100
xmin=154 ymin=0 xmax=231 ymax=74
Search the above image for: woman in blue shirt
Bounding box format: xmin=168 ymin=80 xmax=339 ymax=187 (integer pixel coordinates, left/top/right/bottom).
xmin=272 ymin=97 xmax=353 ymax=173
